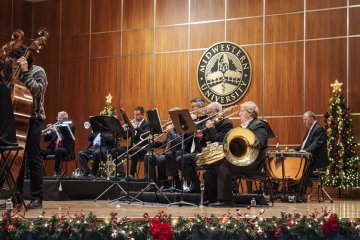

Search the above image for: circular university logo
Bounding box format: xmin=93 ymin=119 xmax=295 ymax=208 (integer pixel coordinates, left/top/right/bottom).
xmin=197 ymin=42 xmax=252 ymax=106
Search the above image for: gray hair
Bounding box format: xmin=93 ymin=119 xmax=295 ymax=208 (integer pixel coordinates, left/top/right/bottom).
xmin=304 ymin=111 xmax=316 ymax=120
xmin=240 ymin=101 xmax=259 ymax=119
xmin=209 ymin=102 xmax=223 ymax=112
xmin=191 ymin=98 xmax=206 ymax=108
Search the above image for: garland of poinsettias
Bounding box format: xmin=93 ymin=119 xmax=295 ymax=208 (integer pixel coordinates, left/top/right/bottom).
xmin=0 ymin=207 xmax=360 ymax=240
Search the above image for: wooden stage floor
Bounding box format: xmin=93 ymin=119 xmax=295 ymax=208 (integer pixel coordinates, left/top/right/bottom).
xmin=3 ymin=199 xmax=360 ymax=220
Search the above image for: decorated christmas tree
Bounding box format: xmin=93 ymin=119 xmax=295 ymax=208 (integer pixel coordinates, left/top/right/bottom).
xmin=100 ymin=93 xmax=115 ymax=116
xmin=323 ymin=80 xmax=360 ymax=188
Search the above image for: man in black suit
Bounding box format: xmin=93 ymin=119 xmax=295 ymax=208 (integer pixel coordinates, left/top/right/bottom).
xmin=295 ymin=111 xmax=329 ymax=171
xmin=205 ymin=101 xmax=268 ymax=207
xmin=41 ymin=111 xmax=75 ymax=176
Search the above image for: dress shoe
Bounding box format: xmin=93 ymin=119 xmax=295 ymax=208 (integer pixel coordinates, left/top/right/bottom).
xmin=185 ymin=181 xmax=200 ymax=193
xmin=202 ymin=200 xmax=215 ymax=206
xmin=127 ymin=174 xmax=135 ymax=179
xmin=209 ymin=200 xmax=234 ymax=207
xmin=27 ymin=198 xmax=42 ymax=209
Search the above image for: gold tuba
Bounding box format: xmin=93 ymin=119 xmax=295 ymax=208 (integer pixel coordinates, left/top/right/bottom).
xmin=223 ymin=127 xmax=259 ymax=166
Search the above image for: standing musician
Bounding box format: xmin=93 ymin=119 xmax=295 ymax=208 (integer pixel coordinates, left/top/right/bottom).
xmin=10 ymin=45 xmax=47 ymax=209
xmin=0 ymin=58 xmax=17 ymax=146
xmin=204 ymin=101 xmax=268 ymax=207
xmin=175 ymin=98 xmax=207 ymax=192
xmin=41 ymin=111 xmax=75 ymax=176
xmin=144 ymin=107 xmax=182 ymax=189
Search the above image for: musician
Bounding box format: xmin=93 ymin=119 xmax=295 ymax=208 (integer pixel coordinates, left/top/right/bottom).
xmin=114 ymin=106 xmax=151 ymax=178
xmin=78 ymin=130 xmax=115 ymax=178
xmin=144 ymin=107 xmax=182 ymax=189
xmin=204 ymin=101 xmax=268 ymax=207
xmin=0 ymin=58 xmax=17 ymax=146
xmin=175 ymin=98 xmax=207 ymax=192
xmin=40 ymin=111 xmax=75 ymax=176
xmin=295 ymin=111 xmax=329 ymax=191
xmin=10 ymin=45 xmax=48 ymax=209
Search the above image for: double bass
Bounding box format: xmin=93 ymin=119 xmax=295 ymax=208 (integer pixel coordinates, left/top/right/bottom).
xmin=3 ymin=28 xmax=49 ymax=188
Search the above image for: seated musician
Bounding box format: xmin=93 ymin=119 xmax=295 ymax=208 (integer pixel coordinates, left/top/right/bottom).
xmin=115 ymin=106 xmax=151 ymax=178
xmin=175 ymin=98 xmax=207 ymax=193
xmin=41 ymin=111 xmax=75 ymax=176
xmin=0 ymin=58 xmax=17 ymax=146
xmin=144 ymin=107 xmax=182 ymax=189
xmin=294 ymin=111 xmax=329 ymax=188
xmin=78 ymin=127 xmax=115 ymax=178
xmin=204 ymin=101 xmax=268 ymax=207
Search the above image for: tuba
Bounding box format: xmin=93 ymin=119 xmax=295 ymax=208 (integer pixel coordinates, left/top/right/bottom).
xmin=223 ymin=127 xmax=259 ymax=166
xmin=196 ymin=127 xmax=260 ymax=167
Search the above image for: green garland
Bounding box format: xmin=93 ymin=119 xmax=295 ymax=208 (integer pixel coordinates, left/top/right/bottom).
xmin=1 ymin=208 xmax=360 ymax=240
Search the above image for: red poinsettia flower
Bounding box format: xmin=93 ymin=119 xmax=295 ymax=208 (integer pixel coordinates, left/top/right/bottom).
xmin=322 ymin=214 xmax=338 ymax=235
xmin=149 ymin=218 xmax=173 ymax=240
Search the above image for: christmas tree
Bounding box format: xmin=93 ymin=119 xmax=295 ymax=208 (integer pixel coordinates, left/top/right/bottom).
xmin=100 ymin=93 xmax=115 ymax=116
xmin=323 ymin=80 xmax=360 ymax=188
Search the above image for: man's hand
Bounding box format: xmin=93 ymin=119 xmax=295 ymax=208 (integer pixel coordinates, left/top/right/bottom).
xmin=205 ymin=120 xmax=214 ymax=128
xmin=17 ymin=56 xmax=28 ymax=72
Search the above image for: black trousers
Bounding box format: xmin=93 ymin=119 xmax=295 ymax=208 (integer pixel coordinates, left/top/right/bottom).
xmin=41 ymin=147 xmax=69 ymax=173
xmin=176 ymin=152 xmax=198 ymax=182
xmin=144 ymin=151 xmax=178 ymax=180
xmin=17 ymin=118 xmax=43 ymax=200
xmin=115 ymin=146 xmax=146 ymax=176
xmin=204 ymin=159 xmax=256 ymax=201
xmin=78 ymin=145 xmax=107 ymax=176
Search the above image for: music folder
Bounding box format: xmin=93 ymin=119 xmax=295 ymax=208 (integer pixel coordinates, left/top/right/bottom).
xmin=105 ymin=115 xmax=126 ymax=138
xmin=169 ymin=109 xmax=197 ymax=135
xmin=89 ymin=116 xmax=112 ymax=133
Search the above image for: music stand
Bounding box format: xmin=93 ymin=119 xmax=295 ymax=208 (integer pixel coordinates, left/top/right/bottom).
xmin=129 ymin=108 xmax=171 ymax=205
xmin=93 ymin=116 xmax=129 ymax=202
xmin=168 ymin=109 xmax=198 ymax=207
xmin=56 ymin=124 xmax=75 ymax=178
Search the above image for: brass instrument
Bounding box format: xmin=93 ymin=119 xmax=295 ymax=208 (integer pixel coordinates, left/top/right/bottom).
xmin=194 ymin=105 xmax=239 ymax=127
xmin=196 ymin=127 xmax=259 ymax=167
xmin=41 ymin=121 xmax=60 ymax=135
xmin=123 ymin=118 xmax=137 ymax=129
xmin=84 ymin=121 xmax=91 ymax=129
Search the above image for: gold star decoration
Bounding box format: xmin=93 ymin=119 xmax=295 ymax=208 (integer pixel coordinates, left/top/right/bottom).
xmin=330 ymin=79 xmax=343 ymax=93
xmin=105 ymin=93 xmax=113 ymax=104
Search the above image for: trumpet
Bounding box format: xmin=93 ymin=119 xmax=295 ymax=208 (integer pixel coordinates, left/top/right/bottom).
xmin=122 ymin=118 xmax=137 ymax=129
xmin=41 ymin=121 xmax=60 ymax=135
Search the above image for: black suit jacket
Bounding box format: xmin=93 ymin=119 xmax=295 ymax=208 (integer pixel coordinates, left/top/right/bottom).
xmin=44 ymin=122 xmax=76 ymax=159
xmin=246 ymin=119 xmax=268 ymax=172
xmin=203 ymin=118 xmax=233 ymax=144
xmin=132 ymin=120 xmax=152 ymax=146
xmin=296 ymin=122 xmax=329 ymax=170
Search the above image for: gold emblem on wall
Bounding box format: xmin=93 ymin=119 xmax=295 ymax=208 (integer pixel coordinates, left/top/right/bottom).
xmin=197 ymin=42 xmax=252 ymax=106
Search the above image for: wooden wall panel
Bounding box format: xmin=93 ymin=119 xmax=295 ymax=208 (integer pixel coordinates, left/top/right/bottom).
xmin=306 ymin=9 xmax=346 ymax=39
xmin=190 ymin=22 xmax=225 ymax=49
xmin=0 ymin=0 xmax=12 ymax=34
xmin=156 ymin=0 xmax=188 ymax=26
xmin=59 ymin=60 xmax=90 ymax=151
xmin=122 ymin=29 xmax=153 ymax=55
xmin=227 ymin=17 xmax=263 ymax=45
xmin=264 ymin=43 xmax=304 ymax=116
xmin=89 ymin=58 xmax=121 ymax=113
xmin=239 ymin=46 xmax=263 ymax=111
xmin=61 ymin=0 xmax=90 ymax=36
xmin=123 ymin=0 xmax=153 ymax=29
xmin=189 ymin=51 xmax=205 ymax=105
xmin=263 ymin=117 xmax=303 ymax=147
xmin=13 ymin=0 xmax=32 ymax=35
xmin=35 ymin=37 xmax=60 ymax=63
xmin=350 ymin=0 xmax=360 ymax=4
xmin=154 ymin=52 xmax=188 ymax=118
xmin=91 ymin=32 xmax=121 ymax=57
xmin=227 ymin=0 xmax=263 ymax=18
xmin=350 ymin=7 xmax=360 ymax=35
xmin=33 ymin=0 xmax=60 ymax=37
xmin=265 ymin=13 xmax=303 ymax=42
xmin=91 ymin=0 xmax=122 ymax=32
xmin=121 ymin=55 xmax=153 ymax=113
xmin=266 ymin=0 xmax=303 ymax=14
xmin=349 ymin=38 xmax=360 ymax=113
xmin=190 ymin=0 xmax=225 ymax=22
xmin=305 ymin=39 xmax=347 ymax=113
xmin=61 ymin=35 xmax=89 ymax=60
xmin=155 ymin=26 xmax=188 ymax=52
xmin=307 ymin=0 xmax=347 ymax=10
